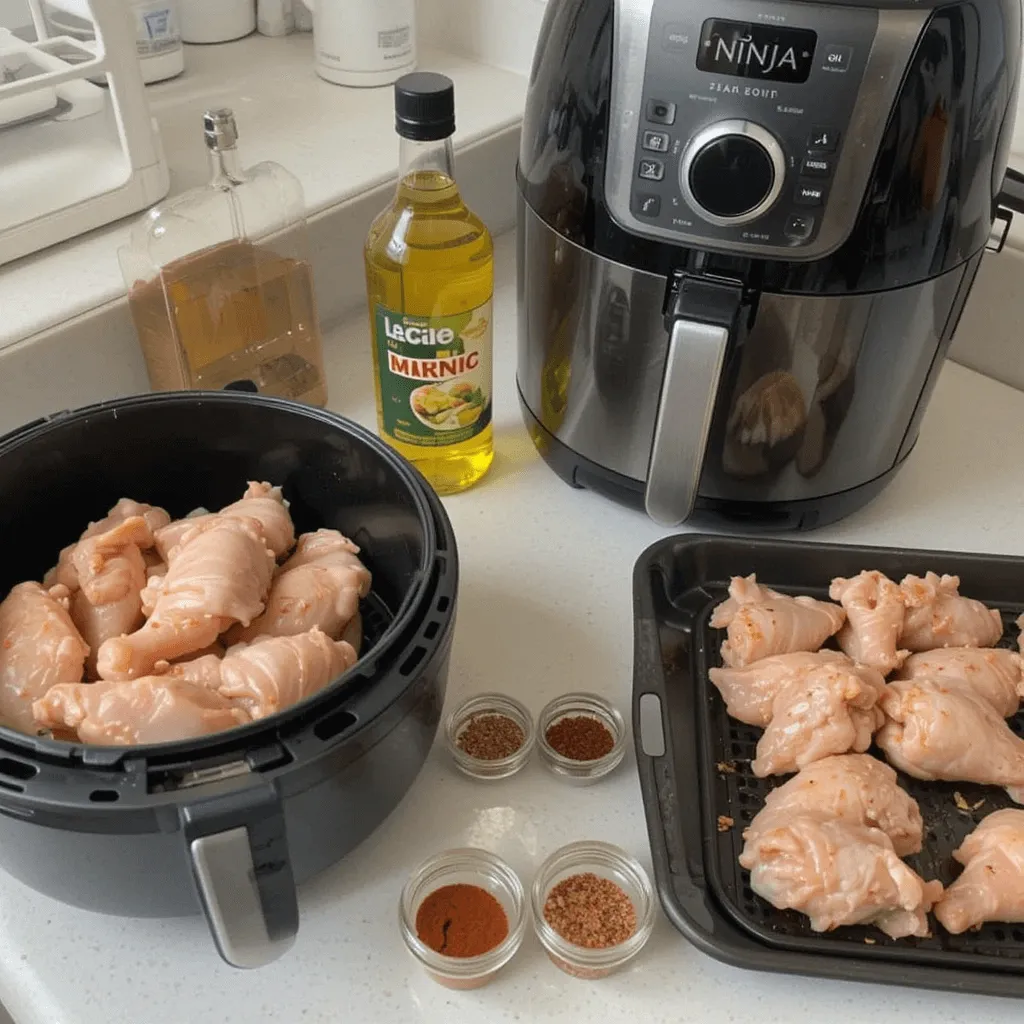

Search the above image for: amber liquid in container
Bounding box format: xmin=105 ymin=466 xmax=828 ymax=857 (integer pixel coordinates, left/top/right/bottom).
xmin=121 ymin=109 xmax=328 ymax=406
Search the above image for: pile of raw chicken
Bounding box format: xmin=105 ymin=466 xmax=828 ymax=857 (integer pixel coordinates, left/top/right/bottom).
xmin=711 ymin=570 xmax=1024 ymax=940
xmin=0 ymin=483 xmax=370 ymax=746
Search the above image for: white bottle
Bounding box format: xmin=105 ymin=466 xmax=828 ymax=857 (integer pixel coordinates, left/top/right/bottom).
xmin=299 ymin=0 xmax=416 ymax=87
xmin=257 ymin=0 xmax=294 ymax=36
xmin=177 ymin=0 xmax=255 ymax=43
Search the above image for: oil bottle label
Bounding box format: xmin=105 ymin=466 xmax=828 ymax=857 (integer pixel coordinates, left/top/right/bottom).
xmin=373 ymin=300 xmax=492 ymax=447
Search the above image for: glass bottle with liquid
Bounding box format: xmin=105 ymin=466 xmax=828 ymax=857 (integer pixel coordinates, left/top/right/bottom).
xmin=120 ymin=108 xmax=328 ymax=405
xmin=364 ymin=73 xmax=494 ymax=494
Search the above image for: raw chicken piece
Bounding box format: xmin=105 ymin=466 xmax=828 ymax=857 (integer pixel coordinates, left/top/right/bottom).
xmin=751 ymin=663 xmax=887 ymax=778
xmin=231 ymin=529 xmax=371 ymax=643
xmin=161 ymin=653 xmax=224 ymax=690
xmin=712 ymin=575 xmax=846 ymax=668
xmin=739 ymin=813 xmax=942 ymax=938
xmin=877 ymin=677 xmax=1024 ymax=802
xmin=154 ymin=482 xmax=295 ymax=561
xmin=748 ymin=754 xmax=923 ymax=856
xmin=33 ymin=677 xmax=249 ymax=745
xmin=829 ymin=571 xmax=909 ymax=674
xmin=899 ymin=573 xmax=1002 ymax=651
xmin=341 ymin=610 xmax=363 ymax=655
xmin=218 ymin=628 xmax=357 ymax=719
xmin=70 ymin=516 xmax=153 ymax=678
xmin=97 ymin=516 xmax=274 ymax=680
xmin=896 ymin=648 xmax=1023 ymax=717
xmin=935 ymin=809 xmax=1024 ymax=934
xmin=44 ymin=499 xmax=170 ymax=591
xmin=709 ymin=651 xmax=851 ymax=727
xmin=0 ymin=582 xmax=89 ymax=733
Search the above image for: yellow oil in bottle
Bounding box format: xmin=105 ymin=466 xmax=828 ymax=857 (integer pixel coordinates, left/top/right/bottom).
xmin=364 ymin=73 xmax=494 ymax=495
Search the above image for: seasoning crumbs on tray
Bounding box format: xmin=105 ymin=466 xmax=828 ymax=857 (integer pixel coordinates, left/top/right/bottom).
xmin=864 ymin=937 xmax=877 ymax=945
xmin=716 ymin=761 xmax=737 ymax=774
xmin=717 ymin=815 xmax=734 ymax=833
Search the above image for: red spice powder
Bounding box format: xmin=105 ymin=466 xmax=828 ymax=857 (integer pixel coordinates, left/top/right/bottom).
xmin=545 ymin=715 xmax=615 ymax=761
xmin=415 ymin=883 xmax=509 ymax=958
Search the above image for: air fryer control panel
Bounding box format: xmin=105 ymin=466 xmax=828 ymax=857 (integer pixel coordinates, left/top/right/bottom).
xmin=605 ymin=0 xmax=926 ymax=261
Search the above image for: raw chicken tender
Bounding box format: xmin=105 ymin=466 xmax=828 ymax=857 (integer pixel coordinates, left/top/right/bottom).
xmin=751 ymin=663 xmax=887 ymax=778
xmin=154 ymin=481 xmax=295 ymax=561
xmin=740 ymin=814 xmax=942 ymax=938
xmin=713 ymin=575 xmax=845 ymax=668
xmin=899 ymin=573 xmax=1002 ymax=651
xmin=231 ymin=529 xmax=371 ymax=643
xmin=45 ymin=499 xmax=169 ymax=591
xmin=749 ymin=754 xmax=923 ymax=856
xmin=218 ymin=628 xmax=357 ymax=719
xmin=0 ymin=582 xmax=89 ymax=733
xmin=97 ymin=516 xmax=274 ymax=680
xmin=935 ymin=810 xmax=1024 ymax=934
xmin=70 ymin=516 xmax=153 ymax=678
xmin=33 ymin=676 xmax=248 ymax=745
xmin=161 ymin=653 xmax=225 ymax=690
xmin=709 ymin=651 xmax=850 ymax=727
xmin=877 ymin=677 xmax=1024 ymax=803
xmin=829 ymin=571 xmax=909 ymax=674
xmin=896 ymin=648 xmax=1023 ymax=717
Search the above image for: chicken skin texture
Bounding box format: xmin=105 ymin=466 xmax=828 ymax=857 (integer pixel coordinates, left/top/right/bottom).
xmin=752 ymin=663 xmax=887 ymax=778
xmin=877 ymin=677 xmax=1024 ymax=803
xmin=895 ymin=647 xmax=1023 ymax=718
xmin=749 ymin=754 xmax=923 ymax=857
xmin=0 ymin=582 xmax=89 ymax=733
xmin=97 ymin=516 xmax=274 ymax=680
xmin=712 ymin=575 xmax=846 ymax=668
xmin=899 ymin=573 xmax=1002 ymax=651
xmin=935 ymin=810 xmax=1024 ymax=934
xmin=709 ymin=651 xmax=852 ymax=728
xmin=829 ymin=571 xmax=909 ymax=674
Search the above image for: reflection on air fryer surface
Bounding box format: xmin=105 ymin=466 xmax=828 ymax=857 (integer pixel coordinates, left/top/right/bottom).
xmin=0 ymin=482 xmax=371 ymax=745
xmin=710 ymin=569 xmax=1024 ymax=938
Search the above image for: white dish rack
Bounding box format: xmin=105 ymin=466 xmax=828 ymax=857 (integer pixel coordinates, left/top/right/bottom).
xmin=0 ymin=0 xmax=169 ymax=268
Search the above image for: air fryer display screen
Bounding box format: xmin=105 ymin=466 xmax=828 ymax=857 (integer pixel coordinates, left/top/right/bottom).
xmin=697 ymin=19 xmax=817 ymax=84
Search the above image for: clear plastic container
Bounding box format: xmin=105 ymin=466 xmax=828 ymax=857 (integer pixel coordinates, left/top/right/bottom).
xmin=531 ymin=840 xmax=656 ymax=980
xmin=444 ymin=693 xmax=535 ymax=780
xmin=399 ymin=848 xmax=529 ymax=989
xmin=536 ymin=692 xmax=627 ymax=784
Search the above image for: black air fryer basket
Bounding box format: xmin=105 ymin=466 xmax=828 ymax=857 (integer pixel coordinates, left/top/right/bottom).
xmin=0 ymin=392 xmax=458 ymax=969
xmin=633 ymin=534 xmax=1024 ymax=998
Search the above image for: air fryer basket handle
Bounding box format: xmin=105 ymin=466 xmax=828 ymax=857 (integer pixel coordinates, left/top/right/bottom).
xmin=997 ymin=167 xmax=1024 ymax=216
xmin=644 ymin=275 xmax=742 ymax=527
xmin=181 ymin=784 xmax=299 ymax=969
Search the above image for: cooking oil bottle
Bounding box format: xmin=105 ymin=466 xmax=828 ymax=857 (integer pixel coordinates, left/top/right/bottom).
xmin=364 ymin=73 xmax=494 ymax=494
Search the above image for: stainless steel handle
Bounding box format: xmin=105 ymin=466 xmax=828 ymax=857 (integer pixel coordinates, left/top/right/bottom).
xmin=644 ymin=318 xmax=729 ymax=526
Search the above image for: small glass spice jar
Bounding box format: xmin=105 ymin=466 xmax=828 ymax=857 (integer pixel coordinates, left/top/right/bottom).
xmin=444 ymin=693 xmax=536 ymax=780
xmin=531 ymin=840 xmax=656 ymax=980
xmin=399 ymin=847 xmax=529 ymax=989
xmin=537 ymin=692 xmax=626 ymax=785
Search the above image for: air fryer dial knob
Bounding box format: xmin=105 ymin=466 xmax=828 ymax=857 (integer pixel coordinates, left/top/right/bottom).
xmin=680 ymin=120 xmax=787 ymax=226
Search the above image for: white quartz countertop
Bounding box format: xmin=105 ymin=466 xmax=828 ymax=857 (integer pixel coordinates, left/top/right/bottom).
xmin=1 ymin=234 xmax=1023 ymax=1024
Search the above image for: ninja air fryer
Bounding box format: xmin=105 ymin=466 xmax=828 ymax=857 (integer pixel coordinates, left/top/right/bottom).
xmin=517 ymin=0 xmax=1024 ymax=529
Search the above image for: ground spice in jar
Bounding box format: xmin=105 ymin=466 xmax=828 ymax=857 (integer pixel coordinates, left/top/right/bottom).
xmin=545 ymin=715 xmax=615 ymax=761
xmin=457 ymin=713 xmax=525 ymax=761
xmin=415 ymin=883 xmax=509 ymax=958
xmin=543 ymin=872 xmax=636 ymax=948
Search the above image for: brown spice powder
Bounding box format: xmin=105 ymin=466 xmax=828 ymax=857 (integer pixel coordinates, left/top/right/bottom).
xmin=545 ymin=715 xmax=615 ymax=761
xmin=457 ymin=713 xmax=525 ymax=761
xmin=542 ymin=872 xmax=637 ymax=949
xmin=415 ymin=883 xmax=509 ymax=958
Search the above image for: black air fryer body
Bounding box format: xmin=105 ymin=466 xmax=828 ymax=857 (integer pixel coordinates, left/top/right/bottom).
xmin=517 ymin=0 xmax=1022 ymax=530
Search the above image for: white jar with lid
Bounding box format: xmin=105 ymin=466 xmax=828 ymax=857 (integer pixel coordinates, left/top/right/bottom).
xmin=176 ymin=0 xmax=255 ymax=42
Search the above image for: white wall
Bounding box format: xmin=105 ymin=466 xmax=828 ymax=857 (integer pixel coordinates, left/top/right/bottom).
xmin=0 ymin=0 xmax=30 ymax=31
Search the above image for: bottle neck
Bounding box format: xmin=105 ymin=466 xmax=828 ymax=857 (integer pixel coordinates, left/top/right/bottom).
xmin=208 ymin=145 xmax=246 ymax=187
xmin=397 ymin=136 xmax=457 ymax=199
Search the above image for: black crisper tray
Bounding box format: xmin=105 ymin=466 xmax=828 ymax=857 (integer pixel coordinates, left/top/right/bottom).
xmin=632 ymin=534 xmax=1024 ymax=998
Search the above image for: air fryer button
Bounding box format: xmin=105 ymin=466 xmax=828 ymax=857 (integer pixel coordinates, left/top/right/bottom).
xmin=646 ymin=99 xmax=676 ymax=125
xmin=688 ymin=135 xmax=775 ymax=219
xmin=635 ymin=193 xmax=662 ymax=217
xmin=821 ymin=44 xmax=853 ymax=72
xmin=784 ymin=213 xmax=815 ymax=241
xmin=795 ymin=181 xmax=827 ymax=206
xmin=801 ymin=156 xmax=832 ymax=177
xmin=638 ymin=159 xmax=665 ymax=182
xmin=808 ymin=126 xmax=839 ymax=152
xmin=642 ymin=130 xmax=670 ymax=153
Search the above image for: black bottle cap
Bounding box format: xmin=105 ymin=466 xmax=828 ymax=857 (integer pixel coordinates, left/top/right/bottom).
xmin=395 ymin=72 xmax=456 ymax=141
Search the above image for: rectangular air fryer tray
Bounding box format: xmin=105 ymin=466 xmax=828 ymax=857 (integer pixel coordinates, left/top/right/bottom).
xmin=632 ymin=534 xmax=1024 ymax=998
